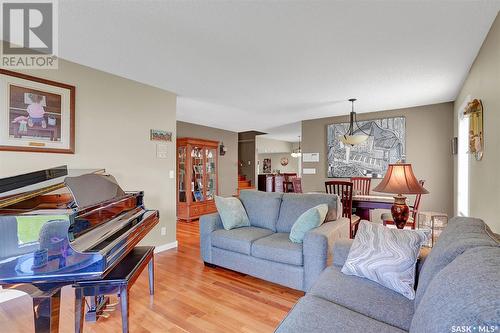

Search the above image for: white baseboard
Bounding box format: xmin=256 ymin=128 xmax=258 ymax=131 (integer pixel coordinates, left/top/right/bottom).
xmin=154 ymin=240 xmax=178 ymax=253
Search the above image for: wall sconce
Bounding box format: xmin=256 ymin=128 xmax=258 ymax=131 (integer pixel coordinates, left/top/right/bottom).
xmin=463 ymin=99 xmax=484 ymax=161
xmin=219 ymin=142 xmax=227 ymax=156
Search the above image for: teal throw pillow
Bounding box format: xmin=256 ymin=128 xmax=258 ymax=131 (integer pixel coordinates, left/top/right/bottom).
xmin=214 ymin=196 xmax=250 ymax=230
xmin=289 ymin=204 xmax=329 ymax=243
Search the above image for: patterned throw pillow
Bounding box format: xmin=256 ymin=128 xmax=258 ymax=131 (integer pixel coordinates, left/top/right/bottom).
xmin=214 ymin=196 xmax=250 ymax=230
xmin=341 ymin=221 xmax=429 ymax=299
xmin=289 ymin=204 xmax=329 ymax=243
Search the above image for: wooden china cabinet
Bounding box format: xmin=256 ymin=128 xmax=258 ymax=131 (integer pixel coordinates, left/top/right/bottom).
xmin=177 ymin=138 xmax=219 ymax=222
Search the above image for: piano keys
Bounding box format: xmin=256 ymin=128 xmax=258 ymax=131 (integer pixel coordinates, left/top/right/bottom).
xmin=0 ymin=166 xmax=159 ymax=332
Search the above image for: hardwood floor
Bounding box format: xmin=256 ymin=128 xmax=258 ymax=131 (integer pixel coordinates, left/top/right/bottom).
xmin=0 ymin=221 xmax=303 ymax=332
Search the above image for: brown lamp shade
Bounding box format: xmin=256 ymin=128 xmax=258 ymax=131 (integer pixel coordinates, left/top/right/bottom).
xmin=373 ymin=163 xmax=429 ymax=195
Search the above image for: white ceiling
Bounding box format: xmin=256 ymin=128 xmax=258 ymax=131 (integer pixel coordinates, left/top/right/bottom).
xmin=58 ymin=1 xmax=499 ymax=142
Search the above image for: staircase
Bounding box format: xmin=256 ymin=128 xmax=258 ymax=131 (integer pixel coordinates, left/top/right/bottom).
xmin=237 ymin=174 xmax=254 ymax=196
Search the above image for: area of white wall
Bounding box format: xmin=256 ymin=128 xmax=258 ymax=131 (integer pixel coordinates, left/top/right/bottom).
xmin=256 ymin=136 xmax=293 ymax=153
xmin=0 ymin=59 xmax=177 ymax=246
xmin=257 ymin=153 xmax=300 ymax=174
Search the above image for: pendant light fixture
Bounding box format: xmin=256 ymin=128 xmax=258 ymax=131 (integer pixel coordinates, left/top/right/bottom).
xmin=291 ymin=136 xmax=302 ymax=158
xmin=340 ymin=98 xmax=370 ymax=146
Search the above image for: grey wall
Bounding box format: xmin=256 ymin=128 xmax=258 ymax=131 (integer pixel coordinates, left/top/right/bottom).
xmin=454 ymin=13 xmax=500 ymax=232
xmin=0 ymin=60 xmax=178 ymax=247
xmin=301 ymin=102 xmax=454 ymax=216
xmin=177 ymin=121 xmax=238 ymax=196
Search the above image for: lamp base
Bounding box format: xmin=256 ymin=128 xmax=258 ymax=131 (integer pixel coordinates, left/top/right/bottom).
xmin=391 ymin=195 xmax=410 ymax=229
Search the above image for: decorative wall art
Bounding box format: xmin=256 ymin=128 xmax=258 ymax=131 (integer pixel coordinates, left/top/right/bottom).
xmin=0 ymin=69 xmax=75 ymax=153
xmin=263 ymin=158 xmax=272 ymax=173
xmin=463 ymin=98 xmax=484 ymax=161
xmin=150 ymin=129 xmax=172 ymax=142
xmin=280 ymin=157 xmax=289 ymax=166
xmin=327 ymin=117 xmax=406 ymax=178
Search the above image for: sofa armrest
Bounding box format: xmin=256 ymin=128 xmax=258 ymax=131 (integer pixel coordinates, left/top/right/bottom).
xmin=303 ymin=218 xmax=350 ymax=290
xmin=332 ymin=239 xmax=354 ymax=267
xmin=199 ymin=213 xmax=224 ymax=263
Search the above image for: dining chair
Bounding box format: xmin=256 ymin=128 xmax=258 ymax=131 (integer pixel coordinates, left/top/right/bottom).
xmin=283 ymin=173 xmax=297 ymax=193
xmin=292 ymin=177 xmax=302 ymax=193
xmin=350 ymin=177 xmax=371 ymax=195
xmin=381 ymin=180 xmax=425 ymax=229
xmin=325 ymin=180 xmax=360 ymax=238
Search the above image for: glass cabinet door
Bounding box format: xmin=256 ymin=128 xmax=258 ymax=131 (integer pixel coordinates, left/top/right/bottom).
xmin=191 ymin=146 xmax=205 ymax=202
xmin=205 ymin=148 xmax=217 ymax=200
xmin=178 ymin=147 xmax=186 ymax=202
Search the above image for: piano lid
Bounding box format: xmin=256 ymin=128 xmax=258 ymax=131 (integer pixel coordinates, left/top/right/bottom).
xmin=0 ymin=166 xmax=105 ymax=209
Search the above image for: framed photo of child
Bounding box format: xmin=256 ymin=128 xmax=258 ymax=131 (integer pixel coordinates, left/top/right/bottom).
xmin=0 ymin=69 xmax=75 ymax=154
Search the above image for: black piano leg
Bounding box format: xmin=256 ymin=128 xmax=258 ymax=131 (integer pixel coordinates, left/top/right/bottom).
xmin=119 ymin=285 xmax=129 ymax=333
xmin=148 ymin=257 xmax=154 ymax=295
xmin=32 ymin=290 xmax=61 ymax=333
xmin=74 ymin=288 xmax=85 ymax=333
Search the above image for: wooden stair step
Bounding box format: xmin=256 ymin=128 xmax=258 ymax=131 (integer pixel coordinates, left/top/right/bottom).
xmin=238 ymin=180 xmax=252 ymax=187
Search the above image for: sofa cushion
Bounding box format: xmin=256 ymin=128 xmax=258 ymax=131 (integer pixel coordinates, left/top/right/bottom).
xmin=309 ymin=266 xmax=414 ymax=331
xmin=214 ymin=196 xmax=250 ymax=230
xmin=275 ymin=295 xmax=407 ymax=333
xmin=276 ymin=193 xmax=340 ymax=233
xmin=342 ymin=221 xmax=429 ymax=300
xmin=411 ymin=246 xmax=500 ymax=333
xmin=289 ymin=204 xmax=328 ymax=243
xmin=251 ymin=233 xmax=303 ymax=266
xmin=239 ymin=190 xmax=283 ymax=231
xmin=415 ymin=217 xmax=499 ymax=307
xmin=211 ymin=227 xmax=273 ymax=255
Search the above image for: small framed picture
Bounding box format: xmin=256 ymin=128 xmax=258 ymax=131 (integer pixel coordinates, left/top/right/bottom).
xmin=0 ymin=69 xmax=75 ymax=153
xmin=150 ymin=129 xmax=172 ymax=142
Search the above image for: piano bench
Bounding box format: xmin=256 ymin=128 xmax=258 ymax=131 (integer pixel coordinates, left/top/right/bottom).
xmin=73 ymin=246 xmax=155 ymax=333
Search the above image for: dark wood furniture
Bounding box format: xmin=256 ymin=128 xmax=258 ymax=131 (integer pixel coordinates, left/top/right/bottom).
xmin=274 ymin=175 xmax=285 ymax=193
xmin=257 ymin=174 xmax=285 ymax=192
xmin=283 ymin=173 xmax=297 ymax=192
xmin=74 ymin=246 xmax=155 ymax=333
xmin=177 ymin=138 xmax=219 ymax=222
xmin=325 ymin=180 xmax=360 ymax=238
xmin=352 ymin=195 xmax=394 ymax=221
xmin=0 ymin=166 xmax=159 ymax=333
xmin=382 ymin=180 xmax=425 ymax=229
xmin=292 ymin=178 xmax=303 ymax=193
xmin=257 ymin=174 xmax=267 ymax=191
xmin=350 ymin=177 xmax=371 ymax=195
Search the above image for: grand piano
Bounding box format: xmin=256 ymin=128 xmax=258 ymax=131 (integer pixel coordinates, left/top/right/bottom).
xmin=0 ymin=166 xmax=159 ymax=332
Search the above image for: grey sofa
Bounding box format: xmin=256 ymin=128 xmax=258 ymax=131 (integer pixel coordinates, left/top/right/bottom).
xmin=276 ymin=217 xmax=500 ymax=333
xmin=200 ymin=190 xmax=350 ymax=291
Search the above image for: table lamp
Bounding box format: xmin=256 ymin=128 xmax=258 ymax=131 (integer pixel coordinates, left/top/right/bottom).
xmin=373 ymin=163 xmax=429 ymax=229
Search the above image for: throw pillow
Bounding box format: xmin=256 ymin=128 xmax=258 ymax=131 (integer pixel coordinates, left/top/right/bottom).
xmin=214 ymin=196 xmax=250 ymax=230
xmin=341 ymin=221 xmax=429 ymax=300
xmin=289 ymin=204 xmax=329 ymax=243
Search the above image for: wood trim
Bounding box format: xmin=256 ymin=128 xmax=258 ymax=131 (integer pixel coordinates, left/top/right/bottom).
xmin=177 ymin=137 xmax=219 ymax=148
xmin=0 ymin=69 xmax=76 ymax=154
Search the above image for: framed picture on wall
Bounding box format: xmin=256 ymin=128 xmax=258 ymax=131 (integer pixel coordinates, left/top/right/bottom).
xmin=0 ymin=69 xmax=75 ymax=154
xmin=263 ymin=158 xmax=272 ymax=173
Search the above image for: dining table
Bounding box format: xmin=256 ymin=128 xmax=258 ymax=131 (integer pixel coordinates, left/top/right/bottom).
xmin=352 ymin=194 xmax=395 ymax=221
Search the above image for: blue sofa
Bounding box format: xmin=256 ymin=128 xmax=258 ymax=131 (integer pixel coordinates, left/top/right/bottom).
xmin=199 ymin=190 xmax=350 ymax=291
xmin=275 ymin=217 xmax=500 ymax=332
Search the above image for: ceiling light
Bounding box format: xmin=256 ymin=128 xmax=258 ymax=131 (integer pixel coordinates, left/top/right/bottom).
xmin=339 ymin=98 xmax=370 ymax=146
xmin=291 ymin=136 xmax=302 ymax=158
